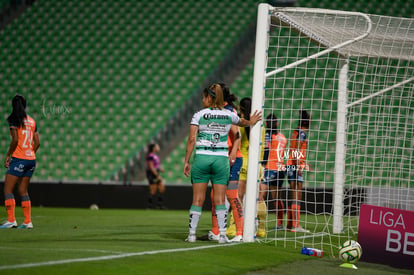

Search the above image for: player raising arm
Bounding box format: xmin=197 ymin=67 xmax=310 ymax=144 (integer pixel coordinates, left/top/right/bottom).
xmin=183 ymin=84 xmax=261 ymax=243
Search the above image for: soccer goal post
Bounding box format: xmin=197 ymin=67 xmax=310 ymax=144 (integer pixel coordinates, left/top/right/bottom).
xmin=244 ymin=3 xmax=414 ymax=253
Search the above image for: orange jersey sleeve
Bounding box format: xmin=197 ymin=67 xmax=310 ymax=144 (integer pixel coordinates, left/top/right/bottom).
xmin=287 ymin=128 xmax=307 ymax=166
xmin=9 ymin=115 xmax=37 ymax=160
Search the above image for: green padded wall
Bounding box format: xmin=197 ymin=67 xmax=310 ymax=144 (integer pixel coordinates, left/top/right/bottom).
xmin=0 ymin=0 xmax=258 ymax=181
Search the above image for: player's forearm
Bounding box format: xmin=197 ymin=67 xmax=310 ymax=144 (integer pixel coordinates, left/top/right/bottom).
xmin=33 ymin=133 xmax=40 ymax=153
xmin=238 ymin=110 xmax=262 ymax=127
xmin=238 ymin=118 xmax=253 ymax=127
xmin=184 ymin=139 xmax=195 ymax=164
xmin=231 ymin=134 xmax=241 ymax=155
xmin=6 ymin=140 xmax=18 ymax=156
xmin=33 ymin=142 xmax=40 ymax=153
xmin=229 ymin=147 xmax=238 ymax=160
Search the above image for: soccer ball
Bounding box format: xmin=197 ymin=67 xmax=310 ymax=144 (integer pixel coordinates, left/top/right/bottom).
xmin=89 ymin=204 xmax=99 ymax=210
xmin=339 ymin=240 xmax=362 ymax=264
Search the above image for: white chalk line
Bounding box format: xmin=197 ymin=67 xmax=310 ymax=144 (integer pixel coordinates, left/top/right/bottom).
xmin=0 ymin=246 xmax=123 ymax=254
xmin=0 ymin=243 xmax=240 ymax=270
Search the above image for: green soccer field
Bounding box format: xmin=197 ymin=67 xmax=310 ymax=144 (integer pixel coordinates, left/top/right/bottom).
xmin=0 ymin=207 xmax=410 ymax=275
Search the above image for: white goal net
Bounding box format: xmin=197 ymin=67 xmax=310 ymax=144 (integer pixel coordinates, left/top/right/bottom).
xmin=243 ymin=4 xmax=414 ymax=255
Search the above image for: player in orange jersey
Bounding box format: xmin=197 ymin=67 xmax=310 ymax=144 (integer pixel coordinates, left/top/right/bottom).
xmin=260 ymin=113 xmax=288 ymax=233
xmin=1 ymin=95 xmax=40 ymax=229
xmin=286 ymin=110 xmax=311 ymax=233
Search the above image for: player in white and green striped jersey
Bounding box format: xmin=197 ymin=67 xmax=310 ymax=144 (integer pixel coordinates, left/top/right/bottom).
xmin=183 ymin=83 xmax=262 ymax=243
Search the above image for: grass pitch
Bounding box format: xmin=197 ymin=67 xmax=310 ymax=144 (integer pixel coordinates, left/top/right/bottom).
xmin=0 ymin=207 xmax=410 ymax=275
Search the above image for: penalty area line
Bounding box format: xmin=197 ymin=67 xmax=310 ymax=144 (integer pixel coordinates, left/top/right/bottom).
xmin=0 ymin=243 xmax=240 ymax=270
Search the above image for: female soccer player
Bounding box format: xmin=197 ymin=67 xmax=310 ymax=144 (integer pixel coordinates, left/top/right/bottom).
xmin=286 ymin=110 xmax=311 ymax=233
xmin=208 ymin=83 xmax=244 ymax=242
xmin=237 ymin=98 xmax=267 ymax=237
xmin=260 ymin=114 xmax=287 ymax=233
xmin=183 ymin=84 xmax=261 ymax=243
xmin=146 ymin=143 xmax=166 ymax=209
xmin=1 ymin=94 xmax=40 ymax=229
xmin=237 ymin=97 xmax=252 ymax=203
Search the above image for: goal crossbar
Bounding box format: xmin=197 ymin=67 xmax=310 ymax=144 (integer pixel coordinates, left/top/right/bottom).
xmin=266 ymin=7 xmax=414 ymax=80
xmin=266 ymin=9 xmax=372 ymax=78
xmin=347 ymin=76 xmax=414 ymax=108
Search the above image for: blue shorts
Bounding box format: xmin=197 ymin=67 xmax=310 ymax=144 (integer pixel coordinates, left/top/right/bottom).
xmin=7 ymin=158 xmax=36 ymax=178
xmin=263 ymin=169 xmax=286 ymax=187
xmin=287 ymin=165 xmax=303 ymax=183
xmin=229 ymin=157 xmax=242 ymax=182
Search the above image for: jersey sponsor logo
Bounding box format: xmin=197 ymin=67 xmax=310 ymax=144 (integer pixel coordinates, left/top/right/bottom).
xmin=23 ymin=118 xmax=35 ymax=128
xmin=14 ymin=164 xmax=25 ymax=173
xmin=207 ymin=122 xmax=226 ymax=130
xmin=203 ymin=113 xmax=229 ymax=120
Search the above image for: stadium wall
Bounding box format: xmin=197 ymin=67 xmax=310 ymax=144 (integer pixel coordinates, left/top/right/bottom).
xmin=0 ymin=181 xmax=201 ymax=210
xmin=0 ymin=182 xmax=363 ymax=213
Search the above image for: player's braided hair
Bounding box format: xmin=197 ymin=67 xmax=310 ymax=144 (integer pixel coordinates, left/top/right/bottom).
xmin=7 ymin=94 xmax=27 ymax=128
xmin=299 ymin=110 xmax=310 ymax=128
xmin=218 ymin=82 xmax=237 ymax=109
xmin=240 ymin=97 xmax=252 ymax=140
xmin=266 ymin=113 xmax=279 ymax=135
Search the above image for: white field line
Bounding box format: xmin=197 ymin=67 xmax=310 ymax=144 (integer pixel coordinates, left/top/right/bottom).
xmin=0 ymin=243 xmax=240 ymax=270
xmin=0 ymin=246 xmax=124 ymax=254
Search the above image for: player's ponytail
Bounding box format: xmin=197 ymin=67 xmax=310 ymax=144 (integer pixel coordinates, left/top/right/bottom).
xmin=206 ymin=84 xmax=224 ymax=109
xmin=299 ymin=110 xmax=310 ymax=128
xmin=219 ymin=82 xmax=238 ymax=109
xmin=7 ymin=94 xmax=27 ymax=128
xmin=266 ymin=113 xmax=279 ymax=135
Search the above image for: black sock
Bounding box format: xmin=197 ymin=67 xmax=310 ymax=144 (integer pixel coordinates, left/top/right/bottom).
xmin=147 ymin=195 xmax=155 ymax=209
xmin=157 ymin=194 xmax=165 ymax=208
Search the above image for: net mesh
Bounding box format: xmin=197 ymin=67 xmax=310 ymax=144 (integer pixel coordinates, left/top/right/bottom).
xmin=255 ymin=7 xmax=414 ymax=255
